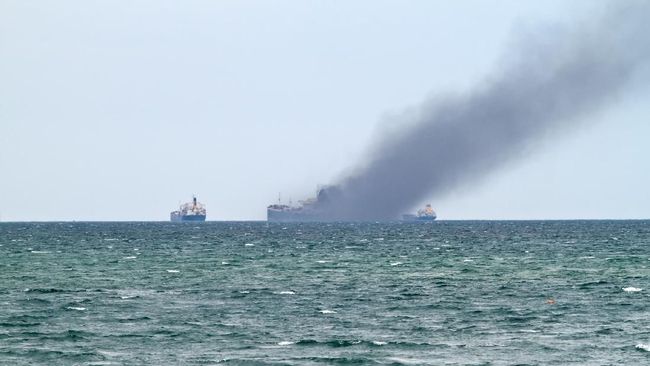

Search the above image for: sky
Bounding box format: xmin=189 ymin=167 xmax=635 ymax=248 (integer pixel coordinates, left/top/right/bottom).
xmin=1 ymin=0 xmax=648 ymax=221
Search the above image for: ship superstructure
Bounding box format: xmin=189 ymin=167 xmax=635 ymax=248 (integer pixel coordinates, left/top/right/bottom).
xmin=402 ymin=204 xmax=437 ymax=222
xmin=170 ymin=196 xmax=206 ymax=222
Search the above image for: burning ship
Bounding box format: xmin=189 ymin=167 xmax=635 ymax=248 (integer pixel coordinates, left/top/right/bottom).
xmin=402 ymin=204 xmax=437 ymax=222
xmin=170 ymin=196 xmax=206 ymax=222
xmin=267 ymin=186 xmax=437 ymax=222
xmin=267 ymin=188 xmax=332 ymax=222
xmin=267 ymin=196 xmax=319 ymax=222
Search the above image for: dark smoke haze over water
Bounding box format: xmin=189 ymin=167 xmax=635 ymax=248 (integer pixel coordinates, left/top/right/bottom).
xmin=313 ymin=1 xmax=650 ymax=221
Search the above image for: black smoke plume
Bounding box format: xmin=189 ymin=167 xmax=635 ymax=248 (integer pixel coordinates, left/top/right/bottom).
xmin=312 ymin=1 xmax=650 ymax=221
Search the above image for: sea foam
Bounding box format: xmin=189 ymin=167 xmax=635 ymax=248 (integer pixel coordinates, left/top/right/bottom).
xmin=623 ymin=287 xmax=642 ymax=292
xmin=67 ymin=306 xmax=86 ymax=311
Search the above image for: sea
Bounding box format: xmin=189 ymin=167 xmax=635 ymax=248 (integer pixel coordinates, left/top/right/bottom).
xmin=0 ymin=221 xmax=648 ymax=365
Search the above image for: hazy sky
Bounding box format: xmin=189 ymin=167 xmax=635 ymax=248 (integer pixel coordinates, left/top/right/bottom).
xmin=1 ymin=0 xmax=648 ymax=221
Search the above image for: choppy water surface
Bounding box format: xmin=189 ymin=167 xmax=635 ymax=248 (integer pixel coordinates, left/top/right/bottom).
xmin=1 ymin=221 xmax=649 ymax=365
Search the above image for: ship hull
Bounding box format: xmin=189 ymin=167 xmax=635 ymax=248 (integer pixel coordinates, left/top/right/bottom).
xmin=170 ymin=213 xmax=206 ymax=222
xmin=267 ymin=209 xmax=320 ymax=222
xmin=401 ymin=215 xmax=436 ymax=222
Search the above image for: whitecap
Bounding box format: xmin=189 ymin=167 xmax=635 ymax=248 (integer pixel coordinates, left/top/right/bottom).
xmin=316 ymin=260 xmax=331 ymax=264
xmin=390 ymin=262 xmax=403 ymax=266
xmin=244 ymin=243 xmax=254 ymax=247
xmin=122 ymin=256 xmax=137 ymax=259
xmin=319 ymin=309 xmax=337 ymax=314
xmin=67 ymin=306 xmax=86 ymax=311
xmin=120 ymin=295 xmax=136 ymax=299
xmin=98 ymin=349 xmax=127 ymax=357
xmin=30 ymin=250 xmax=50 ymax=254
xmin=221 ymin=261 xmax=229 ymax=265
xmin=463 ymin=259 xmax=474 ymax=262
xmin=166 ymin=269 xmax=180 ymax=273
xmin=239 ymin=290 xmax=250 ymax=294
xmin=278 ymin=291 xmax=295 ymax=295
xmin=277 ymin=341 xmax=294 ymax=346
xmin=372 ymin=341 xmax=387 ymax=346
xmin=623 ymin=287 xmax=642 ymax=292
xmin=387 ymin=357 xmax=427 ymax=365
xmin=636 ymin=343 xmax=650 ymax=352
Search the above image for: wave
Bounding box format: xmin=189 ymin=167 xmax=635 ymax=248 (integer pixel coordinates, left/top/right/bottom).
xmin=636 ymin=343 xmax=650 ymax=352
xmin=284 ymin=356 xmax=381 ymax=364
xmin=117 ymin=316 xmax=151 ymax=323
xmin=10 ymin=330 xmax=96 ymax=341
xmin=0 ymin=321 xmax=42 ymax=328
xmin=274 ymin=339 xmax=433 ymax=349
xmin=23 ymin=288 xmax=67 ymax=294
xmin=577 ymin=280 xmax=609 ymax=289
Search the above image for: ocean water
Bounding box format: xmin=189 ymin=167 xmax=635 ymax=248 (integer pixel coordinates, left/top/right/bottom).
xmin=0 ymin=221 xmax=649 ymax=365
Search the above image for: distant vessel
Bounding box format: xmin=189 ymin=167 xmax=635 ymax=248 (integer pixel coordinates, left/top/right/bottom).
xmin=267 ymin=190 xmax=327 ymax=222
xmin=402 ymin=204 xmax=437 ymax=222
xmin=170 ymin=196 xmax=206 ymax=222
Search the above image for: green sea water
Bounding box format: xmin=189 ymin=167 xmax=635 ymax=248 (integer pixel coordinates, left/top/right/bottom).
xmin=1 ymin=221 xmax=649 ymax=365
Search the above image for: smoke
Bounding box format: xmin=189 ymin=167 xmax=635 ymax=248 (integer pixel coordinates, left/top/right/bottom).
xmin=312 ymin=1 xmax=650 ymax=221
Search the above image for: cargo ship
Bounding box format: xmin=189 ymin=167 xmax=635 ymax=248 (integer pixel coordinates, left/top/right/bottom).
xmin=267 ymin=189 xmax=330 ymax=222
xmin=170 ymin=196 xmax=206 ymax=222
xmin=267 ymin=201 xmax=320 ymax=222
xmin=402 ymin=204 xmax=437 ymax=222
